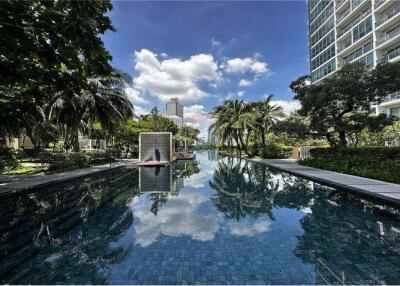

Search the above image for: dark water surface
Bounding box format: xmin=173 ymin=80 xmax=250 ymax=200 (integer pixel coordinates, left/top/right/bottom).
xmin=1 ymin=151 xmax=400 ymax=284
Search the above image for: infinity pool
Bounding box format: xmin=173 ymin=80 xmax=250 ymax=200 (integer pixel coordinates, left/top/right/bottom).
xmin=1 ymin=151 xmax=400 ymax=284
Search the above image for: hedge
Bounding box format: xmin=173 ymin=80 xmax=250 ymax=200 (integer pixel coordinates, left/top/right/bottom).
xmin=300 ymin=147 xmax=400 ymax=184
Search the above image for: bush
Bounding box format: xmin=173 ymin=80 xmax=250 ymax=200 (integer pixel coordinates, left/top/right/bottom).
xmin=0 ymin=146 xmax=19 ymax=172
xmin=300 ymin=147 xmax=400 ymax=184
xmin=261 ymin=143 xmax=292 ymax=159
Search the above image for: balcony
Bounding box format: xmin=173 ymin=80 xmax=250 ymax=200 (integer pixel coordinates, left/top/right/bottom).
xmin=382 ymin=91 xmax=400 ymax=104
xmin=376 ymin=26 xmax=400 ymax=46
xmin=377 ymin=46 xmax=400 ymax=64
xmin=338 ymin=39 xmax=352 ymax=52
xmin=376 ymin=4 xmax=400 ymax=27
xmin=337 ymin=9 xmax=351 ymax=24
xmin=375 ymin=0 xmax=386 ymax=9
xmin=337 ymin=8 xmax=371 ymax=38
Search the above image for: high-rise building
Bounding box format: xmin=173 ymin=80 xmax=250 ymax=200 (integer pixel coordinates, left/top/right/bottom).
xmin=166 ymin=97 xmax=184 ymax=119
xmin=307 ymin=0 xmax=400 ymax=116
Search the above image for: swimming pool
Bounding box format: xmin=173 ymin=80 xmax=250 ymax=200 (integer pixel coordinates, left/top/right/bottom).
xmin=1 ymin=151 xmax=400 ymax=284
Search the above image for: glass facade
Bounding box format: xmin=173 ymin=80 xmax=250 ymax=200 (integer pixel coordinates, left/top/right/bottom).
xmin=390 ymin=107 xmax=400 ymax=117
xmin=311 ymin=58 xmax=336 ymax=82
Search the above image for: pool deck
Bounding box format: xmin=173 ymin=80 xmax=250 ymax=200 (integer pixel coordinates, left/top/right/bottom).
xmin=0 ymin=159 xmax=139 ymax=197
xmin=251 ymin=158 xmax=400 ymax=206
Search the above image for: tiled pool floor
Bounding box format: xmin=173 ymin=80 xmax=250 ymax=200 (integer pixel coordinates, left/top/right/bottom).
xmin=1 ymin=151 xmax=400 ymax=284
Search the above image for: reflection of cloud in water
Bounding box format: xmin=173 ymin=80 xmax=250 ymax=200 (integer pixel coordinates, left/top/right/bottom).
xmin=131 ymin=190 xmax=222 ymax=247
xmin=184 ymin=168 xmax=214 ymax=188
xmin=226 ymin=218 xmax=271 ymax=237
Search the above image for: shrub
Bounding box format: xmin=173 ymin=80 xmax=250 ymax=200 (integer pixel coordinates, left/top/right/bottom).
xmin=0 ymin=146 xmax=19 ymax=172
xmin=301 ymin=147 xmax=400 ymax=184
xmin=105 ymin=148 xmax=122 ymax=159
xmin=262 ymin=143 xmax=292 ymax=159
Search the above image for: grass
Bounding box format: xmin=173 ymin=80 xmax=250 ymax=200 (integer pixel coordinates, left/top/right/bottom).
xmin=3 ymin=165 xmax=48 ymax=175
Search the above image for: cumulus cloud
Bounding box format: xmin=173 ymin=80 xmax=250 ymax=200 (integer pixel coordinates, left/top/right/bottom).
xmin=132 ymin=49 xmax=219 ymax=102
xmin=238 ymin=79 xmax=253 ymax=87
xmin=269 ymin=99 xmax=301 ymax=115
xmin=184 ymin=104 xmax=212 ymax=139
xmin=223 ymin=57 xmax=269 ymax=76
xmin=237 ymin=91 xmax=245 ymax=97
xmin=125 ymin=87 xmax=149 ymax=105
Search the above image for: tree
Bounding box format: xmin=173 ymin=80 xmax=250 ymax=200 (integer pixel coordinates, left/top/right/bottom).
xmin=290 ymin=62 xmax=395 ymax=147
xmin=0 ymin=0 xmax=117 ymax=148
xmin=50 ymin=69 xmax=133 ymax=151
xmin=178 ymin=125 xmax=200 ymax=146
xmin=115 ymin=119 xmax=151 ymax=158
xmin=250 ymin=95 xmax=284 ymax=151
xmin=210 ymin=100 xmax=252 ymax=156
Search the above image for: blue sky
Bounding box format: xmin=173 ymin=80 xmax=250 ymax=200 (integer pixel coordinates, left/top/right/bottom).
xmin=103 ymin=1 xmax=309 ymax=137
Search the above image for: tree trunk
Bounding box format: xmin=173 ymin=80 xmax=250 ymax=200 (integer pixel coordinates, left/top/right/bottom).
xmin=338 ymin=131 xmax=347 ymax=148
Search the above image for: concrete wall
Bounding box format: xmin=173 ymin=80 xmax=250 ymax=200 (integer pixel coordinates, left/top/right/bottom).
xmin=139 ymin=132 xmax=172 ymax=162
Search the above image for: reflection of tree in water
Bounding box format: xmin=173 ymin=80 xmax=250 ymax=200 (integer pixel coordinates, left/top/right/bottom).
xmin=148 ymin=193 xmax=169 ymax=215
xmin=293 ymin=190 xmax=400 ymax=285
xmin=0 ymin=169 xmax=140 ymax=284
xmin=173 ymin=159 xmax=201 ymax=179
xmin=209 ymin=157 xmax=400 ymax=284
xmin=209 ymin=158 xmax=277 ymax=220
xmin=146 ymin=160 xmax=201 ymax=216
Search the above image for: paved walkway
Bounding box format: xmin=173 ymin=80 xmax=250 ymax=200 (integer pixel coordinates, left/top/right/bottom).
xmin=0 ymin=159 xmax=139 ymax=197
xmin=250 ymin=158 xmax=400 ymax=206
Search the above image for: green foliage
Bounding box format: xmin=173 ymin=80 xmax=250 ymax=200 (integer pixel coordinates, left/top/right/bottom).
xmin=0 ymin=146 xmax=19 ymax=172
xmin=261 ymin=143 xmax=292 ymax=159
xmin=0 ymin=1 xmax=133 ymax=152
xmin=290 ymin=62 xmax=399 ymax=147
xmin=300 ymin=147 xmax=400 ymax=184
xmin=178 ymin=125 xmax=200 ymax=146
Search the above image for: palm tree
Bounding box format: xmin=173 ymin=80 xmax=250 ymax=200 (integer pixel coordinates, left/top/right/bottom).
xmin=249 ymin=95 xmax=284 ymax=151
xmin=210 ymin=99 xmax=252 ymax=155
xmin=50 ymin=69 xmax=134 ymax=151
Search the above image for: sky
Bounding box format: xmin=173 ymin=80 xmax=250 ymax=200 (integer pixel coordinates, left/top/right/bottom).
xmin=103 ymin=0 xmax=309 ymax=138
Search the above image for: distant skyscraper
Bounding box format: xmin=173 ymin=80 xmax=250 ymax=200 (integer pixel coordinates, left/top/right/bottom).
xmin=166 ymin=97 xmax=184 ymax=119
xmin=307 ymin=0 xmax=400 ymax=116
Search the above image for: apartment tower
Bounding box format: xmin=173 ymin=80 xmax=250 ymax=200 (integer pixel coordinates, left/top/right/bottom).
xmin=308 ymin=0 xmax=400 ymax=116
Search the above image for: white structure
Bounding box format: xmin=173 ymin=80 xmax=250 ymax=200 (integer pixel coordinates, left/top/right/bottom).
xmin=161 ymin=113 xmax=184 ymax=128
xmin=308 ymin=0 xmax=400 ymax=116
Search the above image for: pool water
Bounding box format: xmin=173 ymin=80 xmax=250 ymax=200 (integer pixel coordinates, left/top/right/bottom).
xmin=2 ymin=151 xmax=400 ymax=284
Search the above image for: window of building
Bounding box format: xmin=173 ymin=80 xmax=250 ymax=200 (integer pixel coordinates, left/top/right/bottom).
xmin=310 ymin=2 xmax=333 ymax=34
xmin=311 ymin=58 xmax=336 ymax=82
xmin=390 ymin=107 xmax=400 ymax=117
xmin=352 ymin=16 xmax=372 ymax=42
xmin=311 ymin=44 xmax=335 ymax=70
xmin=311 ymin=31 xmax=335 ymax=58
xmin=310 ymin=18 xmax=334 ymax=46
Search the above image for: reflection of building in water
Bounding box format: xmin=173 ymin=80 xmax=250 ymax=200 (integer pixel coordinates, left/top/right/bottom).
xmin=139 ymin=165 xmax=172 ymax=193
xmin=139 ymin=164 xmax=185 ymax=195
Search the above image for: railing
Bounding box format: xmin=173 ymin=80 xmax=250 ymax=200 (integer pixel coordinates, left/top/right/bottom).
xmin=377 ymin=46 xmax=400 ymax=64
xmin=375 ymin=0 xmax=386 ymax=9
xmin=337 ymin=8 xmax=371 ymax=37
xmin=338 ymin=40 xmax=352 ymax=52
xmin=337 ymin=8 xmax=351 ymax=23
xmin=336 ymin=0 xmax=346 ymax=7
xmin=376 ymin=4 xmax=400 ymax=27
xmin=376 ymin=26 xmax=400 ymax=46
xmin=382 ymin=91 xmax=400 ymax=103
xmin=351 ymin=0 xmax=364 ymax=10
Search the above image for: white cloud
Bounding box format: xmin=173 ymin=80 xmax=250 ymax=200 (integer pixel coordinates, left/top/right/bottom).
xmin=125 ymin=87 xmax=149 ymax=105
xmin=184 ymin=104 xmax=212 ymax=139
xmin=269 ymin=99 xmax=301 ymax=115
xmin=132 ymin=49 xmax=219 ymax=102
xmin=224 ymin=57 xmax=269 ymax=76
xmin=238 ymin=79 xmax=253 ymax=87
xmin=211 ymin=38 xmax=221 ymax=47
xmin=133 ymin=105 xmax=149 ymax=116
xmin=237 ymin=91 xmax=245 ymax=97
